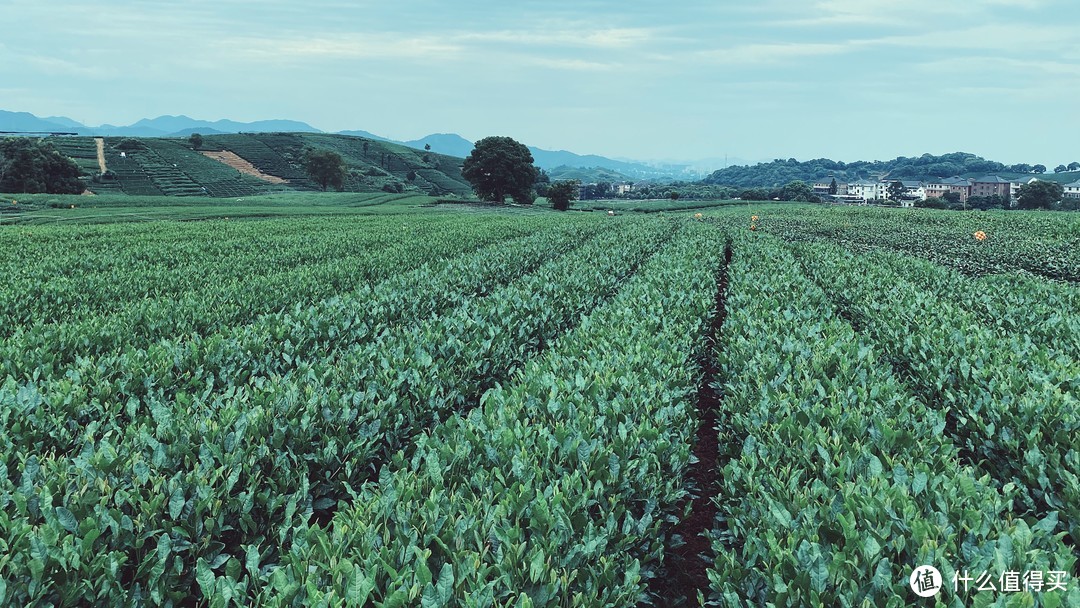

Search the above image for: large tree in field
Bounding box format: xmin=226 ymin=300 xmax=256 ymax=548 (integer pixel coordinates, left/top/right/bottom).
xmin=461 ymin=136 xmax=538 ymax=204
xmin=305 ymin=149 xmax=346 ymax=191
xmin=0 ymin=137 xmax=84 ymax=194
xmin=1016 ymin=180 xmax=1063 ymax=209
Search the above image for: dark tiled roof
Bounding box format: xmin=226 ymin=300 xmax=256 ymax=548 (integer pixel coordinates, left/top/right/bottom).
xmin=974 ymin=175 xmax=1011 ymax=184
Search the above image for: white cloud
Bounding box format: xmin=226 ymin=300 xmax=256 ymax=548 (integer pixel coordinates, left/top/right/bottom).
xmin=526 ymin=57 xmax=622 ymax=71
xmin=696 ymin=41 xmax=856 ymax=65
xmin=216 ymin=34 xmax=462 ymax=61
xmin=459 ymin=27 xmax=653 ymax=49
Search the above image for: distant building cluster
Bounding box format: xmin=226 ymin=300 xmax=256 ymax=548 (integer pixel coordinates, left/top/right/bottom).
xmin=813 ymin=176 xmax=1080 ymax=206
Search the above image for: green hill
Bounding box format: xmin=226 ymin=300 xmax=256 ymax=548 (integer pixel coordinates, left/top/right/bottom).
xmin=47 ymin=133 xmax=474 ymax=198
xmin=702 ymin=152 xmax=1076 ymax=188
xmin=546 ymin=165 xmax=632 ymax=183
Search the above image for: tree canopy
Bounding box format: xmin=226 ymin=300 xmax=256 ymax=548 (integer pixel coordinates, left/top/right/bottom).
xmin=703 ymin=152 xmax=1027 ymax=188
xmin=1016 ymin=180 xmax=1063 ymax=210
xmin=0 ymin=138 xmax=85 ymax=194
xmin=547 ymin=180 xmax=579 ymax=211
xmin=304 ymin=149 xmax=346 ymax=191
xmin=461 ymin=136 xmax=538 ymax=204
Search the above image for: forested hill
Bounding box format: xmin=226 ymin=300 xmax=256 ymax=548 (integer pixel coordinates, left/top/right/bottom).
xmin=702 ymin=152 xmax=1057 ymax=187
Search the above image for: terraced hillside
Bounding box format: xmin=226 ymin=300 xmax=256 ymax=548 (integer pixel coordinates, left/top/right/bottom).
xmin=48 ymin=133 xmax=474 ymax=198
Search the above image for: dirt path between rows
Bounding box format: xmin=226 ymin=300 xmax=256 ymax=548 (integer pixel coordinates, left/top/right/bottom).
xmin=200 ymin=150 xmax=289 ymax=184
xmin=95 ymin=137 xmax=106 ymax=173
xmin=647 ymin=242 xmax=732 ymax=605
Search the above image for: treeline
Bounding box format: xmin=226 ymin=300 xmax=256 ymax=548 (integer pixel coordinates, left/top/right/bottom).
xmin=702 ymin=152 xmax=1075 ymax=188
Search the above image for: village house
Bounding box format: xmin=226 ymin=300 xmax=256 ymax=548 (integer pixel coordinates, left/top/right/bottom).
xmin=1064 ymin=179 xmax=1080 ymax=199
xmin=899 ymin=180 xmax=926 ymax=203
xmin=924 ymin=177 xmax=972 ymax=202
xmin=812 ymin=178 xmax=848 ymax=196
xmin=848 ymin=179 xmax=885 ymax=201
xmin=972 ymin=175 xmax=1012 ymax=199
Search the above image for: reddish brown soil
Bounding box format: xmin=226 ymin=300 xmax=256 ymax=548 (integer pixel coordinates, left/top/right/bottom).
xmin=201 ymin=150 xmax=288 ymax=184
xmin=647 ymin=243 xmax=731 ymax=605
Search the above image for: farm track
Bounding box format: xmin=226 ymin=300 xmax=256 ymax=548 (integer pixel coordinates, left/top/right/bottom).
xmin=94 ymin=137 xmax=106 ymax=173
xmin=646 ymin=241 xmax=731 ymax=605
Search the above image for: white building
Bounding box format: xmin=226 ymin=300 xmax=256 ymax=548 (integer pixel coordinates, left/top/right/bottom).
xmin=848 ymin=180 xmax=885 ymax=201
xmin=1064 ymin=179 xmax=1080 ymax=199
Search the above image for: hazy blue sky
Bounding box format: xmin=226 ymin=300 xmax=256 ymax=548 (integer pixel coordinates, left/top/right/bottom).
xmin=2 ymin=0 xmax=1077 ymax=166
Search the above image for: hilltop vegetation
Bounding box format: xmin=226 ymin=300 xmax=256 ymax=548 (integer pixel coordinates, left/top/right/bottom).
xmin=34 ymin=133 xmax=474 ymax=198
xmin=703 ymin=151 xmax=1080 ymax=187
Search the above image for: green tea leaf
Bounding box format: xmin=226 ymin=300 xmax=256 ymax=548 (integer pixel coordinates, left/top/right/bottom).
xmin=55 ymin=506 xmax=78 ymax=533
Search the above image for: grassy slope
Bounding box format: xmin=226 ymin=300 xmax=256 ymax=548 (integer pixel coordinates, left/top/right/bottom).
xmin=46 ymin=133 xmax=475 ymax=199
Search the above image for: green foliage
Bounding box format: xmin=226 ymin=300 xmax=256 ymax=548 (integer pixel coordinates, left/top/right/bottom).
xmin=260 ymin=222 xmax=723 ymax=605
xmin=304 ymin=149 xmax=346 ymax=191
xmin=0 ymin=137 xmax=85 ymax=194
xmin=115 ymin=138 xmax=145 ymax=151
xmin=706 ymin=231 xmax=1078 ymax=606
xmin=461 ymin=136 xmax=538 ymax=204
xmin=967 ymin=194 xmax=1008 ymax=210
xmin=915 ymin=196 xmax=948 ymax=209
xmin=887 ymin=180 xmax=905 ymax=202
xmin=704 ymin=151 xmax=1009 ymax=188
xmin=546 ymin=179 xmax=578 ymax=211
xmin=189 ymin=133 xmax=204 ymax=150
xmin=1016 ymin=179 xmax=1064 ymax=209
xmin=4 ymin=203 xmax=1079 ymax=606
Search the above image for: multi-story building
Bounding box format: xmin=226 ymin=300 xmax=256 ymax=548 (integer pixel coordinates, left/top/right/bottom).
xmin=972 ymin=176 xmax=1012 ymax=199
xmin=812 ymin=178 xmax=848 ymax=197
xmin=923 ymin=179 xmax=950 ymax=199
xmin=944 ymin=177 xmax=973 ymax=202
xmin=924 ymin=177 xmax=972 ymax=202
xmin=848 ymin=180 xmax=884 ymax=201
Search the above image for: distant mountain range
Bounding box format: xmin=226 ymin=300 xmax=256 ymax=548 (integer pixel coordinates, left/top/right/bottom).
xmin=2 ymin=110 xmax=702 ymax=180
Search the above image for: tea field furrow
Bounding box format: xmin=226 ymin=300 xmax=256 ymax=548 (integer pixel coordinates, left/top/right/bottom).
xmin=791 ymin=239 xmax=1080 ymax=544
xmin=0 ymin=218 xmax=583 ymax=377
xmin=0 ymin=219 xmax=669 ymax=605
xmin=254 ymin=222 xmax=726 ymax=606
xmin=705 ymin=233 xmax=1077 ymax=606
xmin=0 ymin=214 xmax=529 ymax=335
xmin=0 ymin=220 xmax=598 ymax=456
xmin=856 ymin=248 xmax=1080 ymax=360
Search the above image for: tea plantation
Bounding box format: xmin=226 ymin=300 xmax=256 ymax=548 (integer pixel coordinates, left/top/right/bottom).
xmin=47 ymin=134 xmax=474 ymax=199
xmin=0 ymin=201 xmax=1076 ymax=606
